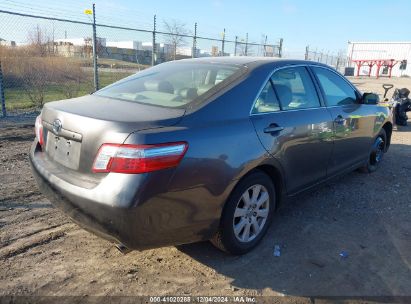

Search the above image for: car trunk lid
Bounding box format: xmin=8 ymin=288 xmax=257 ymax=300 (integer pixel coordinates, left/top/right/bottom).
xmin=40 ymin=94 xmax=185 ymax=174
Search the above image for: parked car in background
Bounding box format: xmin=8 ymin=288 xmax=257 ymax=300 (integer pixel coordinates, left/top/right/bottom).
xmin=30 ymin=58 xmax=392 ymax=255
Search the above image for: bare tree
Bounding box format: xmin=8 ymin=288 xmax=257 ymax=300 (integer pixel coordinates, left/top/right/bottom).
xmin=235 ymin=37 xmax=254 ymax=56
xmin=163 ymin=19 xmax=189 ymax=60
xmin=82 ymin=37 xmax=104 ymax=59
xmin=27 ymin=25 xmax=54 ymax=56
xmin=236 ymin=41 xmax=246 ymax=56
xmin=54 ymin=58 xmax=87 ymax=98
xmin=20 ymin=58 xmax=54 ymax=107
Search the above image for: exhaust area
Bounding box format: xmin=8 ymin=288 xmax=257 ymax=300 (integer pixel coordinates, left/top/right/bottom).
xmin=115 ymin=243 xmax=132 ymax=255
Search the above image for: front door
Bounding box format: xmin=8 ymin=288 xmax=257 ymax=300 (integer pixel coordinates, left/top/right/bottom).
xmin=310 ymin=66 xmax=376 ymax=177
xmin=251 ymin=66 xmax=334 ymax=194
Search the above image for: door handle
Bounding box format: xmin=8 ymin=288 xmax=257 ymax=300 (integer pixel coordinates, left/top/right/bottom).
xmin=264 ymin=125 xmax=284 ymax=134
xmin=334 ymin=115 xmax=345 ymax=125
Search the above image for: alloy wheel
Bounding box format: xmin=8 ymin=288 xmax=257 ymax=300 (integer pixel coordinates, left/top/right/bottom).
xmin=370 ymin=136 xmax=385 ymax=166
xmin=232 ymin=184 xmax=270 ymax=243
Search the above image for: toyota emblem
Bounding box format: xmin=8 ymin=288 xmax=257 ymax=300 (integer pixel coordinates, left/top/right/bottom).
xmin=52 ymin=119 xmax=62 ymax=134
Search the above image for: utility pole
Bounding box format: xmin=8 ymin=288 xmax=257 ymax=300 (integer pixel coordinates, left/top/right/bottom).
xmin=0 ymin=62 xmax=6 ymax=117
xmin=91 ymin=3 xmax=99 ymax=91
xmin=263 ymin=35 xmax=267 ymax=56
xmin=305 ymin=45 xmax=309 ymax=60
xmin=152 ymin=15 xmax=156 ymax=66
xmin=234 ymin=36 xmax=238 ymax=56
xmin=278 ymin=38 xmax=283 ymax=58
xmin=245 ymin=33 xmax=248 ymax=56
xmin=221 ymin=28 xmax=225 ymax=56
xmin=192 ymin=22 xmax=197 ymax=58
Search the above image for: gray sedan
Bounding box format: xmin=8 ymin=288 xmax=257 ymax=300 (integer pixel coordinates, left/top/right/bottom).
xmin=30 ymin=58 xmax=392 ymax=255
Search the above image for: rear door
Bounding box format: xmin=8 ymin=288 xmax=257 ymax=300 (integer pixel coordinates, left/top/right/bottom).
xmin=310 ymin=66 xmax=376 ymax=176
xmin=250 ymin=66 xmax=334 ymax=194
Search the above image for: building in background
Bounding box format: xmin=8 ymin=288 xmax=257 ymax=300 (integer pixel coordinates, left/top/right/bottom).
xmin=347 ymin=41 xmax=411 ymax=77
xmin=211 ymin=46 xmax=219 ymax=57
xmin=174 ymin=46 xmax=201 ymax=57
xmin=0 ymin=38 xmax=16 ymax=47
xmin=55 ymin=37 xmax=106 ymax=47
xmin=198 ymin=49 xmax=212 ymax=57
xmin=106 ymin=40 xmax=142 ymax=50
xmin=141 ymin=42 xmax=174 ymax=55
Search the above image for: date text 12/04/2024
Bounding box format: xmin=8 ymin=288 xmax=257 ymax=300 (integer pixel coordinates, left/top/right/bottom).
xmin=149 ymin=296 xmax=257 ymax=303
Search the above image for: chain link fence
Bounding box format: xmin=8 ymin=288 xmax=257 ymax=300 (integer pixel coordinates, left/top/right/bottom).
xmin=0 ymin=7 xmax=284 ymax=117
xmin=0 ymin=10 xmax=95 ymax=116
xmin=304 ymin=46 xmax=347 ymax=73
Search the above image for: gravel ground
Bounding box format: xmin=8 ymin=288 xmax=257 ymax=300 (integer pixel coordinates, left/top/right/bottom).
xmin=0 ymin=78 xmax=411 ymax=301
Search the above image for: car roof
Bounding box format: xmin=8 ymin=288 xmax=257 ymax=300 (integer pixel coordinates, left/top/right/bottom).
xmin=175 ymin=56 xmax=329 ymax=69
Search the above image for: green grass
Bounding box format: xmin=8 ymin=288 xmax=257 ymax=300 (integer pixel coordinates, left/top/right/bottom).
xmin=4 ymin=71 xmax=133 ymax=111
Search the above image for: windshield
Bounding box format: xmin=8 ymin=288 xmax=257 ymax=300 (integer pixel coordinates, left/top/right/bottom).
xmin=95 ymin=62 xmax=241 ymax=107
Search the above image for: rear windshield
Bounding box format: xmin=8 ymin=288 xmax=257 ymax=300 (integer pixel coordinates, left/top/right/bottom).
xmin=95 ymin=62 xmax=241 ymax=107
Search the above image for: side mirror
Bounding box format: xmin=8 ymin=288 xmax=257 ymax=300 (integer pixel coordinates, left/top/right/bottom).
xmin=362 ymin=92 xmax=380 ymax=105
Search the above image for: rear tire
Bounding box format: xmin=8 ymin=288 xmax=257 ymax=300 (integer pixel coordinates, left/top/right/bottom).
xmin=211 ymin=171 xmax=276 ymax=255
xmin=359 ymin=129 xmax=386 ymax=173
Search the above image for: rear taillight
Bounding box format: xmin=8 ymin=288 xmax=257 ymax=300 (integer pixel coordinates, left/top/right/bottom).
xmin=35 ymin=116 xmax=44 ymax=147
xmin=92 ymin=142 xmax=188 ymax=174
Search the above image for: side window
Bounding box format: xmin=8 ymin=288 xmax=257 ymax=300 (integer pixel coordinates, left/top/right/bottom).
xmin=312 ymin=67 xmax=358 ymax=106
xmin=252 ymin=80 xmax=280 ymax=114
xmin=271 ymin=67 xmax=320 ymax=110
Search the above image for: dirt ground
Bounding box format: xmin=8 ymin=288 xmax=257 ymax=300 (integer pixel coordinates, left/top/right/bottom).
xmin=0 ymin=77 xmax=411 ymax=302
xmin=347 ymin=76 xmax=411 ymax=98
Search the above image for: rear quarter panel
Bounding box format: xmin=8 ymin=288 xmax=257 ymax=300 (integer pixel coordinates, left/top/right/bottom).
xmin=123 ymin=65 xmax=282 ymax=240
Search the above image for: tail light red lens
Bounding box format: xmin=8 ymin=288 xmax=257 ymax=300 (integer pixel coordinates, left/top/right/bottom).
xmin=92 ymin=142 xmax=188 ymax=174
xmin=35 ymin=116 xmax=44 ymax=147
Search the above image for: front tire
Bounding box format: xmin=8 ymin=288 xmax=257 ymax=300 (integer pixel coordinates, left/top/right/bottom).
xmin=360 ymin=129 xmax=386 ymax=173
xmin=211 ymin=171 xmax=276 ymax=255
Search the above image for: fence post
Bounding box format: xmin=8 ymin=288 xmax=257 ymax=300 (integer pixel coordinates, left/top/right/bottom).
xmin=192 ymin=22 xmax=197 ymax=58
xmin=278 ymin=38 xmax=283 ymax=58
xmin=305 ymin=45 xmax=309 ymax=60
xmin=152 ymin=15 xmax=156 ymax=66
xmin=0 ymin=61 xmax=6 ymax=118
xmin=91 ymin=3 xmax=99 ymax=91
xmin=234 ymin=36 xmax=238 ymax=56
xmin=221 ymin=28 xmax=225 ymax=56
xmin=245 ymin=33 xmax=248 ymax=56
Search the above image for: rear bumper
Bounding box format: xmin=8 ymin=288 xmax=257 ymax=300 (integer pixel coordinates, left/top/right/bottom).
xmin=29 ymin=141 xmax=222 ymax=250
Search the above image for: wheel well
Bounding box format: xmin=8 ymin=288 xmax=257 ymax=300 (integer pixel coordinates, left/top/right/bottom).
xmin=382 ymin=122 xmax=393 ymax=151
xmin=218 ymin=165 xmax=284 ymax=225
xmin=253 ymin=165 xmax=284 ymax=209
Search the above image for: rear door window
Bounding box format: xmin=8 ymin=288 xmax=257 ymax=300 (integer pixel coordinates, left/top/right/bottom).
xmin=271 ymin=67 xmax=321 ymax=110
xmin=252 ymin=80 xmax=281 ymax=114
